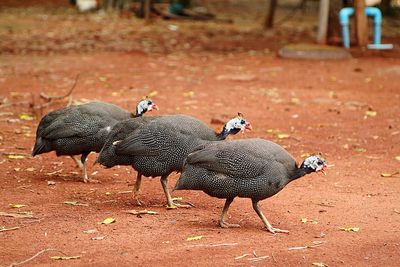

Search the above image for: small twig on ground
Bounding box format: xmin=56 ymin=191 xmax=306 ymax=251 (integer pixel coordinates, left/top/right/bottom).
xmin=7 ymin=248 xmax=65 ymax=267
xmin=39 ymin=74 xmax=80 ymax=102
xmin=0 ymin=211 xmax=35 ymax=219
xmin=188 ymin=242 xmax=238 ymax=248
xmin=288 ymin=241 xmax=324 ymax=251
xmin=0 ymin=226 xmax=20 ymax=232
xmin=271 ymin=252 xmax=277 ymax=262
xmin=248 ymin=255 xmax=270 ymax=262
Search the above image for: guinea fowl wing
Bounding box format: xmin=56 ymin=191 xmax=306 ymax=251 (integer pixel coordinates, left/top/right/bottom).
xmin=186 ymin=139 xmax=297 ymax=179
xmin=115 ymin=121 xmax=197 ymax=159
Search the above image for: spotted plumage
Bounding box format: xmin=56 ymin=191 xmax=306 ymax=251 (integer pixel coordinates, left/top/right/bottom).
xmin=32 ymin=99 xmax=157 ymax=182
xmin=174 ymin=138 xmax=327 ymax=233
xmin=97 ymin=113 xmax=251 ymax=207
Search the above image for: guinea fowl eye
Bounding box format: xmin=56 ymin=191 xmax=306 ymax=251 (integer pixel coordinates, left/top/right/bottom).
xmin=147 ymin=101 xmax=152 ymax=105
xmin=240 ymin=120 xmax=245 ymax=124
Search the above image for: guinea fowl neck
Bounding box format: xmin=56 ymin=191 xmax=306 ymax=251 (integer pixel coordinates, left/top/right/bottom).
xmin=290 ymin=164 xmax=314 ymax=181
xmin=216 ymin=126 xmax=240 ymax=140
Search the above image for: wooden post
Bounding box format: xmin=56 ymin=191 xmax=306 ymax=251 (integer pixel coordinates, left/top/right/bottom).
xmin=263 ymin=0 xmax=277 ymax=29
xmin=316 ymin=0 xmax=329 ymax=44
xmin=354 ymin=0 xmax=368 ymax=46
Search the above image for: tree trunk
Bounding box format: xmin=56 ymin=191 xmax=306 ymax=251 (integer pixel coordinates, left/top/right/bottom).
xmin=327 ymin=0 xmax=343 ymax=44
xmin=354 ymin=0 xmax=368 ymax=46
xmin=316 ymin=0 xmax=329 ymax=44
xmin=263 ymin=0 xmax=277 ymax=29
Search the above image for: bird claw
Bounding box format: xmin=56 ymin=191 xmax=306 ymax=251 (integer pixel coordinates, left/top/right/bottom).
xmin=265 ymin=226 xmax=289 ymax=234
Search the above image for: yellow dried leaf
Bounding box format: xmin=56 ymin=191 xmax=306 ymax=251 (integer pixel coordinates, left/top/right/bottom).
xmin=300 ymin=153 xmax=311 ymax=158
xmin=111 ymin=91 xmax=121 ymax=97
xmin=395 ymin=156 xmax=400 ymax=161
xmin=380 ymin=172 xmax=399 ymax=177
xmin=98 ymin=217 xmax=115 ymax=225
xmin=26 ymin=167 xmax=35 ymax=172
xmin=187 ymin=235 xmax=203 ymax=241
xmin=301 ymin=218 xmax=308 ymax=223
xmin=277 ymin=133 xmax=290 ymax=139
xmin=183 ymin=91 xmax=195 ymax=97
xmin=10 ymin=204 xmax=26 ymax=208
xmin=19 ymin=113 xmax=35 ymax=121
xmin=105 ymin=192 xmax=111 ymax=195
xmin=301 ymin=218 xmax=317 ymax=224
xmin=339 ymin=227 xmax=359 ymax=232
xmin=266 ymin=129 xmax=274 ymax=134
xmin=148 ymin=90 xmax=158 ymax=97
xmin=63 ymin=201 xmax=88 ymax=206
xmin=312 ymin=262 xmax=327 ymax=267
xmin=98 ymin=76 xmax=107 ymax=82
xmin=364 ymin=111 xmax=377 ymax=118
xmin=354 ymin=148 xmax=366 ymax=153
xmin=7 ymin=154 xmax=25 ymax=159
xmin=290 ymin=97 xmax=300 ymax=105
xmin=51 ymin=255 xmax=81 ymax=260
xmin=328 ymin=91 xmax=337 ymax=99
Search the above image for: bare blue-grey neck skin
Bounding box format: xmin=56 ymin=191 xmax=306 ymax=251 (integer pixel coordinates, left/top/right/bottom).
xmin=292 ymin=155 xmax=327 ymax=181
xmin=134 ymin=99 xmax=158 ymax=117
xmin=217 ymin=115 xmax=252 ymax=140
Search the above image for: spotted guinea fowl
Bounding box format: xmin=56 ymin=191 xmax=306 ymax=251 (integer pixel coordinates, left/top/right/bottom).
xmin=97 ymin=113 xmax=252 ymax=208
xmin=174 ymin=138 xmax=327 ymax=233
xmin=32 ymin=99 xmax=158 ymax=183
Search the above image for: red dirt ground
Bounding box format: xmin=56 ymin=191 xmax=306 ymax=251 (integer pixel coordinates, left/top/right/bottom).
xmin=1 ymin=4 xmax=400 ymax=267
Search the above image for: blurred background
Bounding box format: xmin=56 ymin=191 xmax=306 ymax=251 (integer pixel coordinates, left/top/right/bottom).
xmin=0 ymin=0 xmax=399 ymax=55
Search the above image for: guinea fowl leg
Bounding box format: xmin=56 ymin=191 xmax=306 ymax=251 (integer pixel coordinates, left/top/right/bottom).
xmin=71 ymin=156 xmax=84 ymax=169
xmin=133 ymin=172 xmax=143 ymax=206
xmin=81 ymin=153 xmax=98 ymax=183
xmin=219 ymin=198 xmax=240 ymax=228
xmin=160 ymin=175 xmax=192 ymax=209
xmin=252 ymin=200 xmax=289 ymax=234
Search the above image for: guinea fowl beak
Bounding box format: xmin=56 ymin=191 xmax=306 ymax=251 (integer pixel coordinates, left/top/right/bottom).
xmin=245 ymin=123 xmax=252 ymax=131
xmin=320 ymin=165 xmax=327 ymax=176
xmin=151 ymin=104 xmax=159 ymax=111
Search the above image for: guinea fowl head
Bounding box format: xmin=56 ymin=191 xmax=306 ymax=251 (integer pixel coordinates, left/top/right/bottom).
xmin=300 ymin=155 xmax=327 ymax=175
xmin=135 ymin=98 xmax=158 ymax=117
xmin=218 ymin=113 xmax=252 ymax=140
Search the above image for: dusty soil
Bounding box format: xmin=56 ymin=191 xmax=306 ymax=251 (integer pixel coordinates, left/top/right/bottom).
xmin=1 ymin=3 xmax=400 ymax=267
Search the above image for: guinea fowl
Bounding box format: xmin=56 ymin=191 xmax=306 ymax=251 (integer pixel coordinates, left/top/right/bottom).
xmin=97 ymin=113 xmax=252 ymax=208
xmin=32 ymin=99 xmax=158 ymax=183
xmin=174 ymin=138 xmax=327 ymax=233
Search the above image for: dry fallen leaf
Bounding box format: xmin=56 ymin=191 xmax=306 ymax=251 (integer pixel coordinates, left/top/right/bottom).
xmin=187 ymin=235 xmax=203 ymax=241
xmin=312 ymin=262 xmax=327 ymax=267
xmin=51 ymin=255 xmax=81 ymax=260
xmin=98 ymin=217 xmax=115 ymax=225
xmin=19 ymin=113 xmax=35 ymax=121
xmin=148 ymin=90 xmax=158 ymax=97
xmin=183 ymin=91 xmax=195 ymax=97
xmin=354 ymin=148 xmax=366 ymax=153
xmin=83 ymin=229 xmax=97 ymax=234
xmin=126 ymin=210 xmax=158 ymax=215
xmin=290 ymin=97 xmax=300 ymax=105
xmin=7 ymin=155 xmax=25 ymax=159
xmin=395 ymin=156 xmax=400 ymax=161
xmin=91 ymin=236 xmax=105 ymax=240
xmin=364 ymin=110 xmax=377 ymax=119
xmin=10 ymin=204 xmax=26 ymax=208
xmin=63 ymin=201 xmax=89 ymax=206
xmin=47 ymin=180 xmax=56 ymax=186
xmin=380 ymin=172 xmax=399 ymax=177
xmin=301 ymin=218 xmax=318 ymax=224
xmin=339 ymin=227 xmax=360 ymax=232
xmin=277 ymin=133 xmax=290 ymax=139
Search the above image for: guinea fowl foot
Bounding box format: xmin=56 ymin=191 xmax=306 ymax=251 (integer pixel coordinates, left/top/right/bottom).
xmin=165 ymin=201 xmax=193 ymax=209
xmin=219 ymin=221 xmax=241 ymax=228
xmin=264 ymin=226 xmax=289 ymax=234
